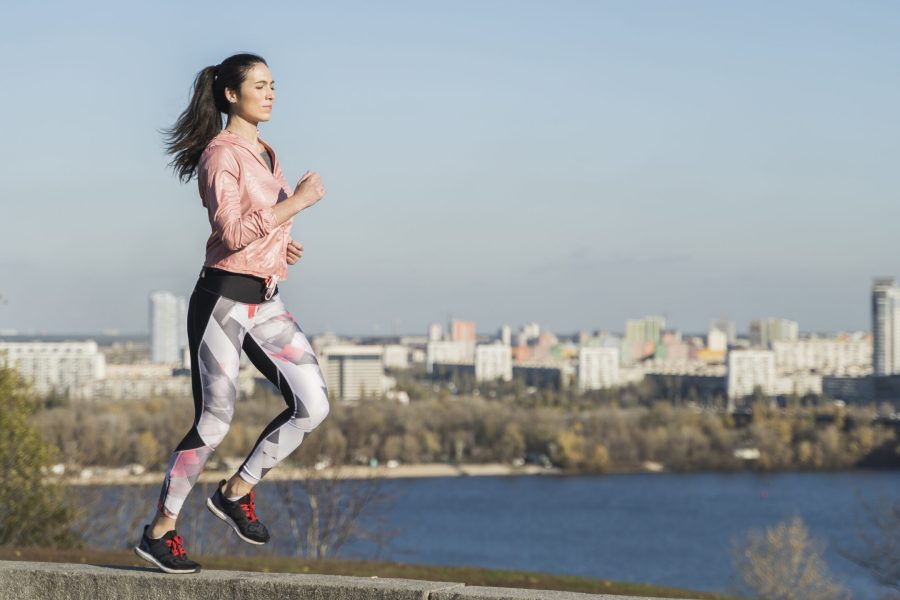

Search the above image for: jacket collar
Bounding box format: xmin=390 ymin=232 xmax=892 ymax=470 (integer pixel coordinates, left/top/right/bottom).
xmin=217 ymin=128 xmax=277 ymax=173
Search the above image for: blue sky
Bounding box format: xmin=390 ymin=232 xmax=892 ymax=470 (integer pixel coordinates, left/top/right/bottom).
xmin=1 ymin=1 xmax=898 ymax=336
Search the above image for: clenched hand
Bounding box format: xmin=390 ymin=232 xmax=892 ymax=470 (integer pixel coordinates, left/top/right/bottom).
xmin=286 ymin=239 xmax=304 ymax=265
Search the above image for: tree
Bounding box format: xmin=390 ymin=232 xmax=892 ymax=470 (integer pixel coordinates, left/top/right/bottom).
xmin=272 ymin=424 xmax=397 ymax=559
xmin=272 ymin=470 xmax=396 ymax=559
xmin=0 ymin=363 xmax=79 ymax=547
xmin=840 ymin=493 xmax=900 ymax=596
xmin=730 ymin=516 xmax=850 ymax=600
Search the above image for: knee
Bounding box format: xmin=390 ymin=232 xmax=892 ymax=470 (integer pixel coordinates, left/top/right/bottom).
xmin=306 ymin=390 xmax=330 ymax=430
xmin=197 ymin=412 xmax=233 ymax=449
xmin=202 ymin=425 xmax=230 ymax=449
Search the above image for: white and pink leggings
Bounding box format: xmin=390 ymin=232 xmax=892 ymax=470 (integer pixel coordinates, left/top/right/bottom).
xmin=156 ymin=284 xmax=329 ymax=518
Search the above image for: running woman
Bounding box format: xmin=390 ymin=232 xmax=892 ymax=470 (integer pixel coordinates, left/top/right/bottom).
xmin=133 ymin=53 xmax=330 ymax=574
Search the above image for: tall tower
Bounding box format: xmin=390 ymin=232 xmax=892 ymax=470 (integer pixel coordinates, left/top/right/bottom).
xmin=872 ymin=278 xmax=900 ymax=376
xmin=150 ymin=291 xmax=186 ymax=364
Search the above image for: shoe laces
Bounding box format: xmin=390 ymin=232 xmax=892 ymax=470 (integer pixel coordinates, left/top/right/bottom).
xmin=239 ymin=490 xmax=258 ymax=522
xmin=165 ymin=534 xmax=187 ymax=558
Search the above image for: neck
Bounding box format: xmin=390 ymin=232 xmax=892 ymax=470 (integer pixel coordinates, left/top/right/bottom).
xmin=224 ymin=116 xmax=259 ymax=147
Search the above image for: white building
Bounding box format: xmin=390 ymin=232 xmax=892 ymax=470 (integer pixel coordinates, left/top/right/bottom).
xmin=383 ymin=344 xmax=410 ymax=370
xmin=727 ymin=349 xmax=776 ymax=400
xmin=577 ymin=346 xmax=620 ymax=391
xmin=93 ymin=363 xmax=254 ymax=400
xmin=475 ymin=343 xmax=512 ymax=382
xmin=517 ymin=322 xmax=541 ymax=345
xmin=872 ymin=278 xmax=900 ymax=376
xmin=426 ymin=340 xmax=474 ymax=373
xmin=775 ymin=372 xmax=823 ymax=397
xmin=707 ymin=328 xmax=728 ymax=353
xmin=320 ymin=345 xmax=385 ymax=402
xmin=499 ymin=325 xmax=512 ymax=346
xmin=710 ymin=319 xmax=737 ymax=344
xmin=772 ymin=334 xmax=872 ymax=376
xmin=0 ymin=341 xmax=105 ymax=398
xmin=150 ymin=291 xmax=186 ymax=364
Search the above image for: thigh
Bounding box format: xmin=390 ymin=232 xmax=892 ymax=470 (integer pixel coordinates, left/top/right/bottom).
xmin=191 ymin=290 xmax=253 ymax=439
xmin=246 ymin=294 xmax=319 ymax=368
xmin=245 ymin=294 xmax=328 ymax=422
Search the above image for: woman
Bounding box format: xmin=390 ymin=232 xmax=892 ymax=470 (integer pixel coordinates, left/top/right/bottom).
xmin=134 ymin=53 xmax=330 ymax=574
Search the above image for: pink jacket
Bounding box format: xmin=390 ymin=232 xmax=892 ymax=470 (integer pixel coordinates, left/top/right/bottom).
xmin=197 ymin=129 xmax=294 ymax=288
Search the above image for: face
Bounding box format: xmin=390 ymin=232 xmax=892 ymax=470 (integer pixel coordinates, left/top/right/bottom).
xmin=225 ymin=62 xmax=275 ymax=123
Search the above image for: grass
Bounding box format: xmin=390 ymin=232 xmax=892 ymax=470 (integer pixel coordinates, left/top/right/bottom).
xmin=0 ymin=546 xmax=742 ymax=599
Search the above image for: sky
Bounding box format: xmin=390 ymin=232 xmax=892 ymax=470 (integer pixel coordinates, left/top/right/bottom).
xmin=1 ymin=1 xmax=898 ymax=336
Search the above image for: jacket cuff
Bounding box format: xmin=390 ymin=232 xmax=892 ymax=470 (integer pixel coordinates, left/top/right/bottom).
xmin=260 ymin=207 xmax=277 ymax=234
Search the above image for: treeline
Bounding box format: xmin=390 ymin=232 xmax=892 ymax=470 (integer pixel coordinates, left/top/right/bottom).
xmin=31 ymin=385 xmax=898 ymax=474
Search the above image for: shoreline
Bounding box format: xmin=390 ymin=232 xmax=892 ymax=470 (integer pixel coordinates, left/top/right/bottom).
xmin=61 ymin=462 xmax=565 ymax=486
xmin=57 ymin=461 xmax=896 ymax=486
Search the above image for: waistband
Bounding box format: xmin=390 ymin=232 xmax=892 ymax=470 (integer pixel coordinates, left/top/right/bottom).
xmin=195 ymin=267 xmax=279 ymax=304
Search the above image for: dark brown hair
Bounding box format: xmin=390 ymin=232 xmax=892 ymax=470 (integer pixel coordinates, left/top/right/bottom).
xmin=163 ymin=53 xmax=267 ymax=183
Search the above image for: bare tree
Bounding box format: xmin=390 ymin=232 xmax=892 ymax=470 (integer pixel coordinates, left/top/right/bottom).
xmin=730 ymin=516 xmax=851 ymax=600
xmin=838 ymin=492 xmax=900 ymax=598
xmin=271 ymin=463 xmax=398 ymax=559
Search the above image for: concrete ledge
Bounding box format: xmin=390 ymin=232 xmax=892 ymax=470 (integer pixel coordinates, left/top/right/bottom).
xmin=0 ymin=561 xmax=693 ymax=600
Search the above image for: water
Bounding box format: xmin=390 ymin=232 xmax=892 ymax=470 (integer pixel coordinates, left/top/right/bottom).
xmin=90 ymin=470 xmax=898 ymax=598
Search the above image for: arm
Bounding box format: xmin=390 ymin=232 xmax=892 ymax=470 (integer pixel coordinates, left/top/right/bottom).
xmin=272 ymin=169 xmax=326 ymax=226
xmin=201 ymin=148 xmax=278 ymax=251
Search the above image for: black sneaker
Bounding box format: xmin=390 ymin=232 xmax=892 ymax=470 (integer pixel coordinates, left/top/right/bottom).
xmin=206 ymin=479 xmax=270 ymax=545
xmin=133 ymin=524 xmax=201 ymax=574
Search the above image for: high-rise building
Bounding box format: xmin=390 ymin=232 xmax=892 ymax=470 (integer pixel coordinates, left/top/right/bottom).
xmin=499 ymin=325 xmax=512 ymax=346
xmin=475 ymin=343 xmax=512 ymax=382
xmin=517 ymin=322 xmax=541 ymax=346
xmin=621 ymin=316 xmax=665 ymax=364
xmin=150 ymin=291 xmax=186 ymax=364
xmin=450 ymin=320 xmax=476 ymax=343
xmin=320 ymin=345 xmax=385 ymax=402
xmin=625 ymin=316 xmax=665 ymax=345
xmin=707 ymin=328 xmax=728 ymax=353
xmin=727 ymin=349 xmax=776 ymax=402
xmin=577 ymin=346 xmax=620 ymax=391
xmin=428 ymin=322 xmax=444 ymax=342
xmin=748 ymin=318 xmax=798 ymax=349
xmin=709 ymin=319 xmax=737 ymax=345
xmin=872 ymin=278 xmax=900 ymax=376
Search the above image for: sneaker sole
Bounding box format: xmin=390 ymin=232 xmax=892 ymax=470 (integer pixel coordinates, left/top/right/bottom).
xmin=206 ymin=497 xmax=267 ymax=545
xmin=133 ymin=545 xmax=199 ymax=574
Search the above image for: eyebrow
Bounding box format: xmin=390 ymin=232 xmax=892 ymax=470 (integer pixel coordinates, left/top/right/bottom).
xmin=254 ymin=80 xmax=275 ymax=85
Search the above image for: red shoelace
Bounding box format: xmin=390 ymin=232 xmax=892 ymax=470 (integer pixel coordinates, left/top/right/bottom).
xmin=165 ymin=534 xmax=187 ymax=558
xmin=240 ymin=490 xmax=258 ymax=522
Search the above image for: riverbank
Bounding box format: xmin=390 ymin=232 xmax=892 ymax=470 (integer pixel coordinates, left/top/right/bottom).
xmin=62 ymin=462 xmax=567 ymax=486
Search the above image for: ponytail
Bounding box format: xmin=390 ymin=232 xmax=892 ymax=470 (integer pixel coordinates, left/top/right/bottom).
xmin=163 ymin=53 xmax=268 ymax=183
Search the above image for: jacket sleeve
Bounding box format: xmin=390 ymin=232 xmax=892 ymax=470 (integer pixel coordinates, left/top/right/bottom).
xmin=273 ymin=158 xmax=294 ymax=232
xmin=200 ymin=146 xmax=277 ymax=251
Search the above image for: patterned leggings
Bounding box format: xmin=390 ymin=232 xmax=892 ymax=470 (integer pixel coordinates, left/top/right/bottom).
xmin=156 ymin=284 xmax=330 ymax=518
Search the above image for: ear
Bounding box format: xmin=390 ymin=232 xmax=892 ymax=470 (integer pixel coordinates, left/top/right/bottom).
xmin=224 ymin=87 xmax=238 ymax=104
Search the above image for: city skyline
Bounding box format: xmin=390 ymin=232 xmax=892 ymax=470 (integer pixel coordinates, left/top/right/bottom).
xmin=1 ymin=1 xmax=898 ymax=335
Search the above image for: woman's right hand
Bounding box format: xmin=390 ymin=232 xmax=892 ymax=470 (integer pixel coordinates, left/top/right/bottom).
xmin=294 ymin=171 xmax=326 ymax=209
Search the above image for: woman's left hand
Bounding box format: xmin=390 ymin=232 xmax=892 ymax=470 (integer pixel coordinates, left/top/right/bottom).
xmin=286 ymin=239 xmax=304 ymax=265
